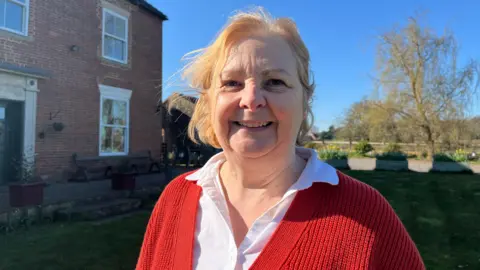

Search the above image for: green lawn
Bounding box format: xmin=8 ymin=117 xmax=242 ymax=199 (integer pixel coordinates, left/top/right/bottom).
xmin=346 ymin=171 xmax=480 ymax=270
xmin=0 ymin=171 xmax=479 ymax=270
xmin=0 ymin=212 xmax=151 ymax=270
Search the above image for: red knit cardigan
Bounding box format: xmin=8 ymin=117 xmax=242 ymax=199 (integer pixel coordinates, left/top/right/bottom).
xmin=136 ymin=171 xmax=425 ymax=270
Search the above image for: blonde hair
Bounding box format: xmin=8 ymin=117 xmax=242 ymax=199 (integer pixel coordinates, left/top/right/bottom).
xmin=177 ymin=7 xmax=315 ymax=148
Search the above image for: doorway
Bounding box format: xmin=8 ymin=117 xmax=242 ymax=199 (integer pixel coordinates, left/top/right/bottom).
xmin=0 ymin=100 xmax=23 ymax=184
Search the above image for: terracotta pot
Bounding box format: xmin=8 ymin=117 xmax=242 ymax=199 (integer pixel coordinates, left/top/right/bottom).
xmin=9 ymin=182 xmax=45 ymax=208
xmin=111 ymin=173 xmax=136 ymax=190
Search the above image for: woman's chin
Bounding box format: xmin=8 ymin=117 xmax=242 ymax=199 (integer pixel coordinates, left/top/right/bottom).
xmin=229 ymin=140 xmax=276 ymax=158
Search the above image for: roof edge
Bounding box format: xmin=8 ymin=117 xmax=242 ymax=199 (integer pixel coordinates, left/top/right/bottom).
xmin=128 ymin=0 xmax=168 ymax=21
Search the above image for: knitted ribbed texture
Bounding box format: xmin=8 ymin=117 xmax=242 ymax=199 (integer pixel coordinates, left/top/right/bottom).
xmin=136 ymin=171 xmax=425 ymax=270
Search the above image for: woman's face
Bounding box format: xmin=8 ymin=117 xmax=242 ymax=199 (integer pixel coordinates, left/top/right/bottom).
xmin=210 ymin=34 xmax=304 ymax=158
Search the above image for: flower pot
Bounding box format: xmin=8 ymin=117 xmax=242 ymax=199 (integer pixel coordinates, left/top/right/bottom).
xmin=111 ymin=173 xmax=136 ymax=190
xmin=325 ymin=159 xmax=349 ymax=169
xmin=9 ymin=182 xmax=45 ymax=208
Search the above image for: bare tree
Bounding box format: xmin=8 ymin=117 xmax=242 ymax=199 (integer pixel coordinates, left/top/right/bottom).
xmin=338 ymin=100 xmax=371 ymax=149
xmin=374 ymin=16 xmax=479 ymax=157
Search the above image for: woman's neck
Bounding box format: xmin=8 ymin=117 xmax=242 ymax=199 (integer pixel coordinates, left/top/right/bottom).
xmin=219 ymin=146 xmax=306 ymax=201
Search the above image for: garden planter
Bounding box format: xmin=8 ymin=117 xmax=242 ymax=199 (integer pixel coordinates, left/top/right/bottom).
xmin=431 ymin=162 xmax=472 ymax=173
xmin=325 ymin=159 xmax=349 ymax=169
xmin=111 ymin=173 xmax=136 ymax=190
xmin=348 ymin=158 xmax=376 ymax=171
xmin=9 ymin=182 xmax=45 ymax=208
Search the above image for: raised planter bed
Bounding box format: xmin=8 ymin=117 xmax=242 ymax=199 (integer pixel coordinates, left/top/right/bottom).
xmin=9 ymin=182 xmax=46 ymax=208
xmin=431 ymin=161 xmax=473 ymax=173
xmin=347 ymin=158 xmax=376 ymax=171
xmin=324 ymin=159 xmax=349 ymax=169
xmin=323 ymin=158 xmax=479 ymax=174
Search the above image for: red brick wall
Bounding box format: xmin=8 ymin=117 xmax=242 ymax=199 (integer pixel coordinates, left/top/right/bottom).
xmin=0 ymin=0 xmax=164 ymax=180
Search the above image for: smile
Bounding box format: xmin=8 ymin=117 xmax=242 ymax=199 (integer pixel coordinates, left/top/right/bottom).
xmin=234 ymin=121 xmax=273 ymax=128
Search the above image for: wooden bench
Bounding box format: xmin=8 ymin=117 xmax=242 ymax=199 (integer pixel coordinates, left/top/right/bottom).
xmin=126 ymin=150 xmax=162 ymax=174
xmin=71 ymin=150 xmax=162 ymax=182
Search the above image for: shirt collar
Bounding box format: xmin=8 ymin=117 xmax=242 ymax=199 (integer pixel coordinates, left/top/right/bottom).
xmin=185 ymin=147 xmax=339 ymax=189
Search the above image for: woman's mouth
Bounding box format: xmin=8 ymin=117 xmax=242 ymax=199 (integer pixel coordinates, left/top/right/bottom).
xmin=233 ymin=121 xmax=273 ymax=128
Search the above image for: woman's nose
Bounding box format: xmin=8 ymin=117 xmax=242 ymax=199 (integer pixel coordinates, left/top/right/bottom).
xmin=238 ymin=82 xmax=266 ymax=111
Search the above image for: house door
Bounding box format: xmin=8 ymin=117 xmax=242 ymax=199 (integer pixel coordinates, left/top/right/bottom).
xmin=0 ymin=101 xmax=23 ymax=184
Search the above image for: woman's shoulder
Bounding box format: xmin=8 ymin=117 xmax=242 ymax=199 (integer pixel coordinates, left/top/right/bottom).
xmin=310 ymin=171 xmax=403 ymax=225
xmin=147 ymin=170 xmax=200 ymax=220
xmin=159 ymin=170 xmax=200 ymax=200
xmin=308 ymin=172 xmax=424 ymax=267
xmin=342 ymin=172 xmax=398 ymax=215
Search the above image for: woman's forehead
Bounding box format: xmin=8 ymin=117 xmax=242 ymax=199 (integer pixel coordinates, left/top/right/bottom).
xmin=221 ymin=35 xmax=297 ymax=75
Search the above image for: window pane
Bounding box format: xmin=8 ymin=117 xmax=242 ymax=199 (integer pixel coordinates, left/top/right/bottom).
xmin=102 ymin=98 xmax=113 ymax=124
xmin=114 ymin=16 xmax=126 ymax=38
xmin=101 ymin=126 xmax=113 ymax=153
xmin=104 ymin=12 xmax=114 ymax=35
xmin=5 ymin=1 xmax=23 ymax=32
xmin=103 ymin=36 xmax=115 ymax=59
xmin=0 ymin=0 xmax=5 ymax=28
xmin=112 ymin=127 xmax=125 ymax=153
xmin=112 ymin=100 xmax=127 ymax=125
xmin=113 ymin=39 xmax=125 ymax=61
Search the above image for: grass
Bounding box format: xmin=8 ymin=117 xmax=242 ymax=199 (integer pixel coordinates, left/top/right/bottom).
xmin=346 ymin=171 xmax=480 ymax=270
xmin=0 ymin=171 xmax=479 ymax=269
xmin=0 ymin=212 xmax=151 ymax=270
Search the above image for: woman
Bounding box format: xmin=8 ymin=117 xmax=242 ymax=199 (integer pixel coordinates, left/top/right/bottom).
xmin=137 ymin=8 xmax=425 ymax=270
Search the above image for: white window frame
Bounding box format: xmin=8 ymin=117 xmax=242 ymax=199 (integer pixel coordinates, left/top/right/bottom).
xmin=0 ymin=0 xmax=29 ymax=36
xmin=99 ymin=84 xmax=132 ymax=156
xmin=101 ymin=8 xmax=128 ymax=64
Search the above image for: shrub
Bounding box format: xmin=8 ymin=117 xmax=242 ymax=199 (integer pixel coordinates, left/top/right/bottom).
xmin=376 ymin=151 xmax=408 ymax=161
xmin=384 ymin=143 xmax=401 ymax=153
xmin=421 ymin=150 xmax=428 ymax=159
xmin=348 ymin=151 xmax=375 ymax=158
xmin=452 ymin=149 xmax=468 ymax=162
xmin=354 ymin=141 xmax=374 ymax=156
xmin=317 ymin=149 xmax=348 ymax=160
xmin=325 ymin=144 xmax=341 ymax=152
xmin=434 ymin=150 xmax=470 ymax=163
xmin=303 ymin=141 xmax=317 ymax=150
xmin=433 ymin=153 xmax=455 ymax=162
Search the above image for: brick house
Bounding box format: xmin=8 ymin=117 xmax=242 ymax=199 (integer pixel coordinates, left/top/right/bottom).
xmin=0 ymin=0 xmax=167 ymax=183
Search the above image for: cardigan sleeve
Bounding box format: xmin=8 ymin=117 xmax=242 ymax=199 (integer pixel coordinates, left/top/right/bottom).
xmin=135 ymin=184 xmax=169 ymax=270
xmin=135 ymin=171 xmax=196 ymax=270
xmin=368 ymin=190 xmax=426 ymax=270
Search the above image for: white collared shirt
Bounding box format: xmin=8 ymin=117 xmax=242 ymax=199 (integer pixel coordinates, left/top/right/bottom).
xmin=185 ymin=147 xmax=339 ymax=270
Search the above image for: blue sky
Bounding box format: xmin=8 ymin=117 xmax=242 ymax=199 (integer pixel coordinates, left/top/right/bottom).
xmin=150 ymin=0 xmax=480 ymax=131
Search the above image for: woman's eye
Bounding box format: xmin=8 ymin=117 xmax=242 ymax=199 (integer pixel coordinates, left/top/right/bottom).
xmin=223 ymin=80 xmax=242 ymax=88
xmin=265 ymin=79 xmax=286 ymax=87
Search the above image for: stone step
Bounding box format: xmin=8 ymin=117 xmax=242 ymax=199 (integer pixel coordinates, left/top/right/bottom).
xmin=55 ymin=198 xmax=142 ymax=221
